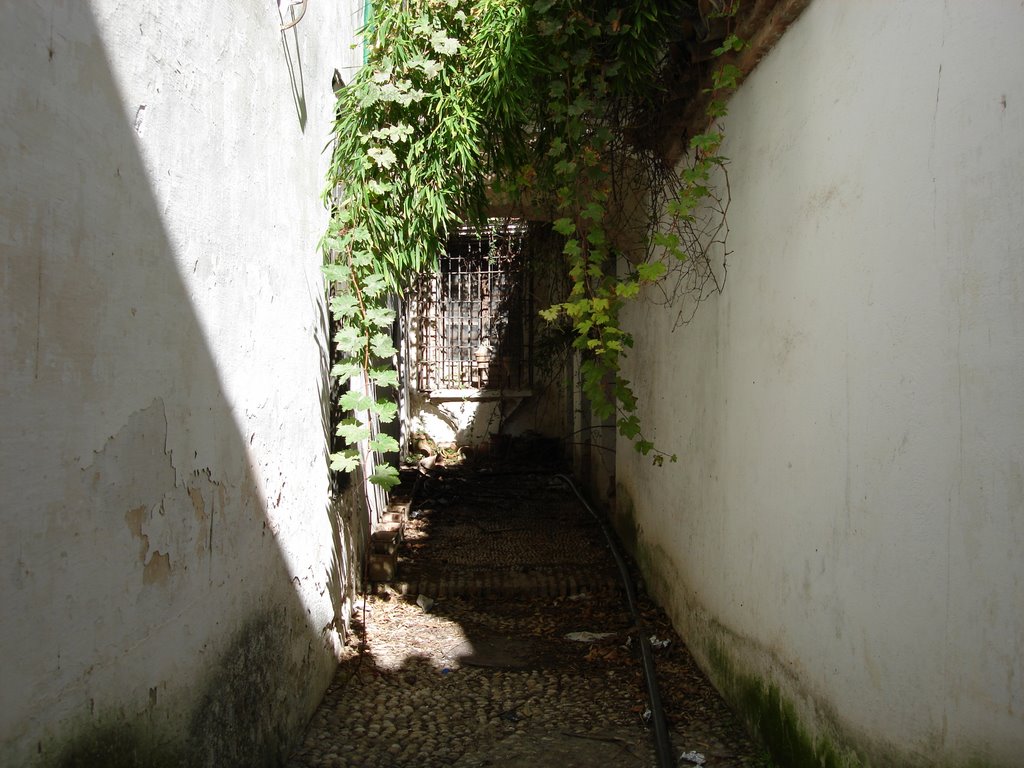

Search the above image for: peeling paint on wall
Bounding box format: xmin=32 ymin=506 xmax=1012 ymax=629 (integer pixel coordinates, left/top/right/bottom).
xmin=1 ymin=1 xmax=368 ymax=765
xmin=125 ymin=506 xmax=149 ymax=562
xmin=142 ymin=551 xmax=171 ymax=586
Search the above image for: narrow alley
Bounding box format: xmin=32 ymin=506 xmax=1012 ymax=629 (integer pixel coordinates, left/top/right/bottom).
xmin=286 ymin=458 xmax=773 ymax=768
xmin=6 ymin=4 xmax=1023 ymax=766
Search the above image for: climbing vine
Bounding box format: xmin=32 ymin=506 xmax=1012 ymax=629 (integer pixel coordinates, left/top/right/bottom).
xmin=322 ymin=0 xmax=742 ymax=488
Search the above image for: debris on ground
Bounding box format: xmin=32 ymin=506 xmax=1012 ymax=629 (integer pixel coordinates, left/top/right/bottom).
xmin=416 ymin=594 xmax=435 ymax=613
xmin=679 ymin=750 xmax=708 ymax=765
xmin=564 ymin=631 xmax=616 ymax=642
xmin=287 ymin=466 xmax=774 ymax=768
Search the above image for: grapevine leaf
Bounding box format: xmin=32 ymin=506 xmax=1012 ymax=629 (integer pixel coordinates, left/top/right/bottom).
xmin=334 ymin=326 xmax=363 ymax=354
xmin=368 ymin=367 xmax=399 ymax=388
xmin=368 ymin=433 xmax=400 ymax=453
xmin=351 ymin=250 xmax=374 ymax=269
xmin=339 ymin=390 xmax=374 ymax=411
xmin=365 ymin=306 xmax=397 ymax=328
xmin=322 ymin=264 xmax=347 ymax=282
xmin=369 ymin=464 xmax=401 ymax=490
xmin=330 ymin=361 xmax=363 ymax=383
xmin=637 ymin=261 xmax=667 ymax=282
xmin=553 ymin=218 xmax=575 ymax=236
xmin=362 ymin=274 xmax=387 ymax=297
xmin=336 ymin=420 xmax=372 ymax=445
xmin=330 ymin=293 xmax=360 ymax=319
xmin=373 ymin=399 xmax=399 ymax=423
xmin=368 ymin=147 xmax=398 ymax=168
xmin=330 ymin=449 xmax=361 ymax=473
xmin=370 ymin=332 xmax=397 ymax=358
xmin=430 ymin=31 xmax=460 ymax=56
xmin=619 ymin=415 xmax=642 ymax=439
xmin=651 ymin=232 xmax=680 ymax=249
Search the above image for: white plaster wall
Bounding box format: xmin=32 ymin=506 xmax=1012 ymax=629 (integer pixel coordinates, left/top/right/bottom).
xmin=618 ymin=1 xmax=1024 ymax=764
xmin=408 ymin=387 xmax=566 ymax=451
xmin=1 ymin=1 xmax=365 ymax=764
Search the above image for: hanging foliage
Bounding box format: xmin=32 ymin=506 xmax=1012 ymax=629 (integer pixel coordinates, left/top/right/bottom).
xmin=322 ymin=0 xmax=741 ymax=488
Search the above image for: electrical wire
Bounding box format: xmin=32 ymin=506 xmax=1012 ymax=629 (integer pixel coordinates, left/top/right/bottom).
xmin=555 ymin=473 xmax=675 ymax=768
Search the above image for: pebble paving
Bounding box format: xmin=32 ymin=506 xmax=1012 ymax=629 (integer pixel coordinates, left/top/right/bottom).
xmin=287 ymin=468 xmax=775 ymax=768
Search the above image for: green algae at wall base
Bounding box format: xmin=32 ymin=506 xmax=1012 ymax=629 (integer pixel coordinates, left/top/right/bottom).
xmin=705 ymin=641 xmax=855 ymax=768
xmin=51 ymin=722 xmax=183 ymax=768
xmin=613 ymin=483 xmax=854 ymax=768
xmin=44 ymin=609 xmax=331 ymax=768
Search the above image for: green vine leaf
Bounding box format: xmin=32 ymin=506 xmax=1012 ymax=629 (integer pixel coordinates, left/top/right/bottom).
xmin=329 ymin=361 xmax=363 ymax=383
xmin=336 ymin=420 xmax=372 ymax=445
xmin=322 ymin=263 xmax=347 ymax=282
xmin=553 ymin=218 xmax=575 ymax=236
xmin=330 ymin=449 xmax=361 ymax=473
xmin=410 ymin=56 xmax=442 ymax=79
xmin=365 ymin=306 xmax=397 ymax=328
xmin=368 ymin=367 xmax=399 ymax=388
xmin=367 ymin=147 xmax=398 ymax=168
xmin=689 ymin=133 xmax=721 ymax=153
xmin=616 ymin=281 xmax=640 ymax=299
xmin=619 ymin=415 xmax=642 ymax=440
xmin=369 ymin=464 xmax=401 ymax=491
xmin=637 ymin=261 xmax=666 ymax=282
xmin=330 ymin=293 xmax=360 ymax=319
xmin=334 ymin=327 xmax=363 ymax=355
xmin=430 ymin=30 xmax=461 ymax=55
xmin=362 ymin=274 xmax=387 ymax=298
xmin=370 ymin=332 xmax=397 ymax=358
xmin=368 ymin=433 xmax=400 ymax=454
xmin=373 ymin=400 xmax=398 ymax=423
xmin=371 ymin=123 xmax=414 ymax=143
xmin=712 ymin=34 xmax=745 ymax=57
xmin=711 ymin=63 xmax=741 ymax=91
xmin=321 ymin=0 xmax=740 ymax=480
xmin=339 ymin=390 xmax=374 ymax=412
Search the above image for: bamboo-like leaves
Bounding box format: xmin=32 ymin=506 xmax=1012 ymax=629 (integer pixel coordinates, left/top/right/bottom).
xmin=323 ymin=0 xmax=738 ymax=484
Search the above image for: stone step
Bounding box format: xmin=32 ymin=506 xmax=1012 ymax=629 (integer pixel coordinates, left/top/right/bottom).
xmin=367 ymin=552 xmax=398 ymax=582
xmin=386 ymin=569 xmax=620 ymax=600
xmin=370 ymin=523 xmax=404 ymax=555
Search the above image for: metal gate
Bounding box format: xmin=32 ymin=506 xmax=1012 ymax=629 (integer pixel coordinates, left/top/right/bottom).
xmin=410 ymin=220 xmax=533 ymax=393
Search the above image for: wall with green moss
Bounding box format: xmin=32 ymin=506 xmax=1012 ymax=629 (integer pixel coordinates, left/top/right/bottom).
xmin=0 ymin=2 xmax=367 ymax=765
xmin=616 ymin=1 xmax=1024 ymax=765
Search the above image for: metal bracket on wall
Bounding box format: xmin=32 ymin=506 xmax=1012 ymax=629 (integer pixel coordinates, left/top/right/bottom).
xmin=280 ymin=0 xmax=308 ymax=31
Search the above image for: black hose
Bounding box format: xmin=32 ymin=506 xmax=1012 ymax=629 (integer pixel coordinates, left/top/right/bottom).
xmin=555 ymin=474 xmax=675 ymax=768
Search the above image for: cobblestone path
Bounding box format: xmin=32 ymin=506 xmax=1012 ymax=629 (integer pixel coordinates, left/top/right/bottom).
xmin=287 ymin=468 xmax=774 ymax=768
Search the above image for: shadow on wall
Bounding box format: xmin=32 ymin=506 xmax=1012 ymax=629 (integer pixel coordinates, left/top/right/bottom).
xmin=0 ymin=4 xmax=360 ymax=767
xmin=278 ymin=2 xmax=308 ymax=131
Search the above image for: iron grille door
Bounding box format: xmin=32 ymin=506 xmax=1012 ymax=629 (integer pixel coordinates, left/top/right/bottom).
xmin=412 ymin=220 xmax=533 ymax=392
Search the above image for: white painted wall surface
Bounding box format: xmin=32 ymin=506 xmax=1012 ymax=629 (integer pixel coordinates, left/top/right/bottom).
xmin=1 ymin=1 xmax=365 ymax=764
xmin=618 ymin=1 xmax=1024 ymax=765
